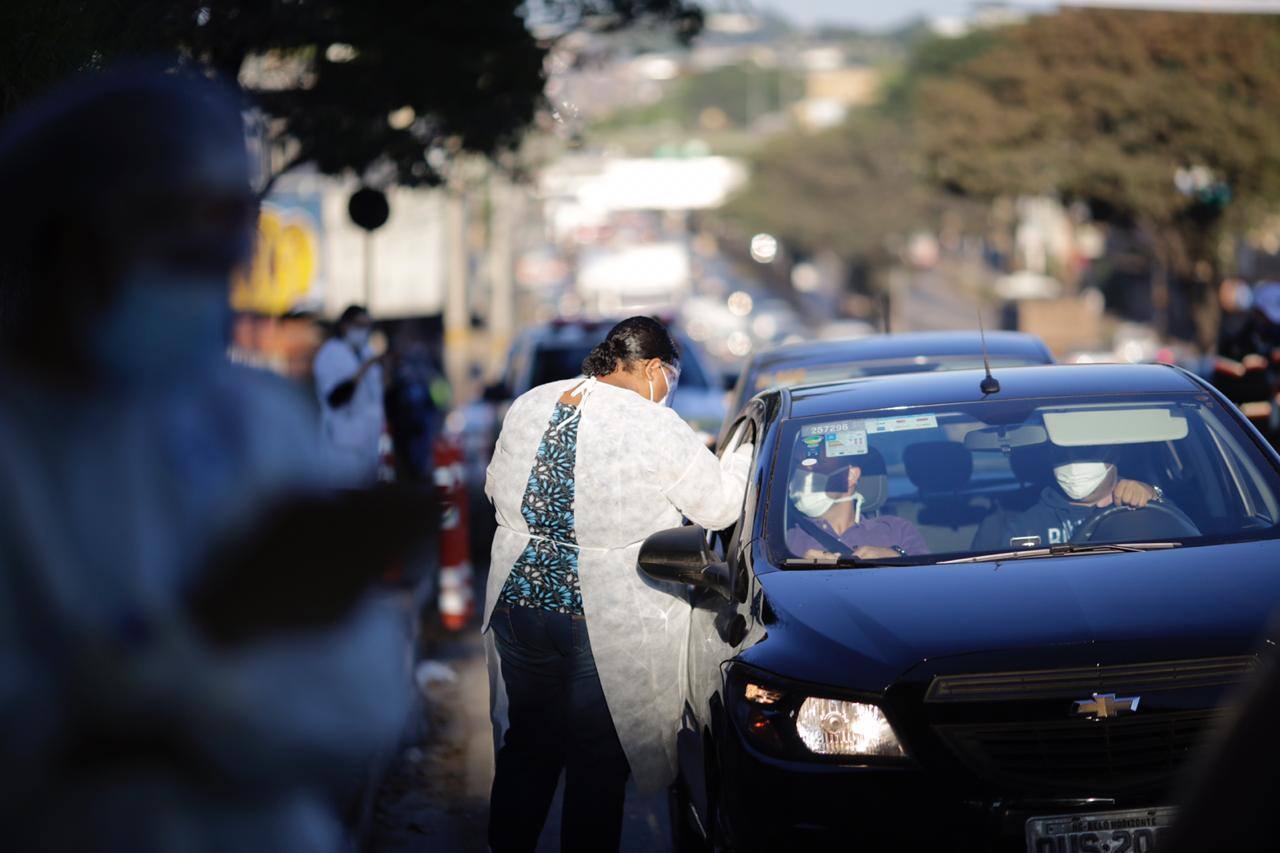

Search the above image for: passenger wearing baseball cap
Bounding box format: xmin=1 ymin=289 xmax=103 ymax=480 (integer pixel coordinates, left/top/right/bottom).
xmin=785 ymin=447 xmax=927 ymax=560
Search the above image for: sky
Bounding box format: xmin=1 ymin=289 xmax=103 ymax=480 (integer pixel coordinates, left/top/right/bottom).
xmin=748 ymin=0 xmax=1004 ymax=30
xmin=747 ymin=0 xmax=1280 ymax=31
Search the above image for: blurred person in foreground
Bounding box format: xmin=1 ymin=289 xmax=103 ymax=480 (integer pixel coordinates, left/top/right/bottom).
xmin=0 ymin=63 xmax=410 ymax=851
xmin=483 ymin=317 xmax=752 ymax=852
xmin=1164 ymin=642 xmax=1280 ymax=852
xmin=314 ymin=304 xmax=385 ymax=482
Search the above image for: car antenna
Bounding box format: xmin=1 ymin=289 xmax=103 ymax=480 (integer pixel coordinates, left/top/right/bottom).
xmin=978 ymin=311 xmax=1000 ymax=395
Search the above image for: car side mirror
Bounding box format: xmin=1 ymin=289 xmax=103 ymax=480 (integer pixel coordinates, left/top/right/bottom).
xmin=638 ymin=525 xmax=733 ymax=600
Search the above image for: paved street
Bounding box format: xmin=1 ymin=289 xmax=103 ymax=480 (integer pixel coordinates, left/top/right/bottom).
xmin=370 ymin=627 xmax=670 ymax=852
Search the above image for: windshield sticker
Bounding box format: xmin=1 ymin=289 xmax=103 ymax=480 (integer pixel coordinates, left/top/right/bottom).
xmin=801 ymin=435 xmax=825 ymax=448
xmin=867 ymin=413 xmax=938 ymax=433
xmin=801 ymin=420 xmax=859 ymax=438
xmin=825 ymin=429 xmax=868 ymax=457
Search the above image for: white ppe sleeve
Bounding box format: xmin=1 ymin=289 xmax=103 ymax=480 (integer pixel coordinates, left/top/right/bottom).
xmin=664 ymin=441 xmax=753 ymax=531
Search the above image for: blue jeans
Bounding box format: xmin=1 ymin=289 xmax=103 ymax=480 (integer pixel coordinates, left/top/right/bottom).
xmin=488 ymin=603 xmax=631 ymax=853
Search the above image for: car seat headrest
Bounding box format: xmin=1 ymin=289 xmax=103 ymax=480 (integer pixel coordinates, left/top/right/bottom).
xmin=903 ymin=441 xmax=972 ymax=494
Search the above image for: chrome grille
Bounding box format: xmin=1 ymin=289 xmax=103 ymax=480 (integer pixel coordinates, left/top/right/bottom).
xmin=925 ymin=656 xmax=1255 ymax=703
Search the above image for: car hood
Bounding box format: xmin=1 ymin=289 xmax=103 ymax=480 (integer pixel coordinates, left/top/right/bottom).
xmin=747 ymin=539 xmax=1280 ymax=691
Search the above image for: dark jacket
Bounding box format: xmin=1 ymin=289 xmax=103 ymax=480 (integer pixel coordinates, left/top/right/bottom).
xmin=1000 ymin=485 xmax=1103 ymax=548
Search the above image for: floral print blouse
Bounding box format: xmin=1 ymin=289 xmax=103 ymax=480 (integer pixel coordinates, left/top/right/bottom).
xmin=497 ymin=401 xmax=583 ymax=614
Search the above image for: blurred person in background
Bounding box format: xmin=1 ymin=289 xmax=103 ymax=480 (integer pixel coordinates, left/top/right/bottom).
xmin=483 ymin=316 xmax=752 ymax=852
xmin=0 ymin=63 xmax=410 ymax=851
xmin=385 ymin=339 xmax=450 ymax=483
xmin=1213 ymin=281 xmax=1280 ymax=440
xmin=314 ymin=304 xmax=385 ymax=483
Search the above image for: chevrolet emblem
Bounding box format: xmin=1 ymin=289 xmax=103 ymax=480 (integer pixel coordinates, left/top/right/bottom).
xmin=1073 ymin=692 xmax=1140 ymax=719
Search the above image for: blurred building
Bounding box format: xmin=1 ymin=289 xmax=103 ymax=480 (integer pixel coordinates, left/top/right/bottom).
xmin=795 ymin=65 xmax=881 ymax=131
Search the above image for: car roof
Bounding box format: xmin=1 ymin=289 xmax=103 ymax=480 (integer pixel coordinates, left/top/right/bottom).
xmin=781 ymin=363 xmax=1204 ymax=420
xmin=749 ymin=331 xmax=1053 ymax=372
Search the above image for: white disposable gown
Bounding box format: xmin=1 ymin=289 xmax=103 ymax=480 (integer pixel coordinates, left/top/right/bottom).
xmin=484 ymin=377 xmax=751 ymax=792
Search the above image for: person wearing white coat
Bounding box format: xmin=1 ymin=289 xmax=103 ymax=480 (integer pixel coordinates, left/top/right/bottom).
xmin=313 ymin=305 xmax=385 ymax=483
xmin=483 ymin=316 xmax=751 ymax=852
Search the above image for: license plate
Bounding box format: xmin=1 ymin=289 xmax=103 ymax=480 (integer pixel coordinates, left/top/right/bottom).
xmin=1026 ymin=806 xmax=1176 ymax=853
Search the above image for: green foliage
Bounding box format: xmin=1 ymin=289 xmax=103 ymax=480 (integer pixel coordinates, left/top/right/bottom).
xmin=596 ymin=62 xmax=804 ymax=132
xmin=916 ymin=10 xmax=1280 ymax=236
xmin=879 ymin=29 xmax=996 ymax=118
xmin=0 ymin=0 xmax=701 ymax=186
xmin=722 ymin=114 xmax=982 ymax=260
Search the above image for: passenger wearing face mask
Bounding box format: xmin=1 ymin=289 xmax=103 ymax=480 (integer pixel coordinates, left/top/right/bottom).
xmin=998 ymin=446 xmax=1165 ymax=548
xmin=786 ymin=449 xmax=927 ymax=560
xmin=483 ymin=316 xmax=751 ymax=852
xmin=313 ymin=304 xmax=385 ymax=482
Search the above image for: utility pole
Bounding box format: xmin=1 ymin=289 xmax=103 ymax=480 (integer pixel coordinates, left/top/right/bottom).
xmin=487 ymin=172 xmax=517 ymax=381
xmin=443 ymin=186 xmax=471 ymax=399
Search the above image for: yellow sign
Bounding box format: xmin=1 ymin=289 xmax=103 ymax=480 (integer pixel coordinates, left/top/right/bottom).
xmin=231 ymin=207 xmax=319 ymax=315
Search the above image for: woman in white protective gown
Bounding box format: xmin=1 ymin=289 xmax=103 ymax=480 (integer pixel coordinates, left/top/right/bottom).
xmin=483 ymin=316 xmax=751 ymax=852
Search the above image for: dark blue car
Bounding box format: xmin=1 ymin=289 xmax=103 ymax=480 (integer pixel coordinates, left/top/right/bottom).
xmin=641 ymin=363 xmax=1280 ymax=852
xmin=720 ymin=331 xmax=1054 ymax=447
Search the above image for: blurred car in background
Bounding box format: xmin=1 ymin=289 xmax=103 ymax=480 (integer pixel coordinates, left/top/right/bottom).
xmin=495 ymin=317 xmax=727 ymax=443
xmin=720 ymin=331 xmax=1055 ymax=446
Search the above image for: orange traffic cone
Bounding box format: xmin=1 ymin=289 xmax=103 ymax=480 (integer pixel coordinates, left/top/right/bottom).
xmin=434 ymin=434 xmax=474 ymax=631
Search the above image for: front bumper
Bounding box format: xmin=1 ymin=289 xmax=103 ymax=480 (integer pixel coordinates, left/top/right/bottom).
xmin=714 ymin=721 xmax=1171 ymax=853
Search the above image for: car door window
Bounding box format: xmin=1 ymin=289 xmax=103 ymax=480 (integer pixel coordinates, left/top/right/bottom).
xmin=707 ymin=418 xmax=754 ymax=546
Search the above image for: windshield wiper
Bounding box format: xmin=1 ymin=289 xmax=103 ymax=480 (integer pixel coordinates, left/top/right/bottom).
xmin=780 ymin=555 xmax=903 ymax=569
xmin=938 ymin=542 xmax=1181 ymax=565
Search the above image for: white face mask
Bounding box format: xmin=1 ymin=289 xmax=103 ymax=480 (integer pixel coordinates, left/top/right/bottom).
xmin=647 ymin=363 xmax=679 ymax=407
xmin=790 ymin=469 xmax=860 ymax=518
xmin=1054 ymin=462 xmax=1113 ymax=501
xmin=344 ymin=327 xmax=371 ymax=350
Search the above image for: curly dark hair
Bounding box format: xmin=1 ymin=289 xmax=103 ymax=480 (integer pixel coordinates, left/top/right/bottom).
xmin=581 ymin=316 xmax=681 ymax=377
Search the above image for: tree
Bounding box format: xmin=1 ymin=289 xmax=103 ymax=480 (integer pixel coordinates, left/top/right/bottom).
xmin=1 ymin=0 xmax=701 ymax=190
xmin=916 ymin=9 xmax=1280 ymax=343
xmin=725 ymin=116 xmax=950 ymax=262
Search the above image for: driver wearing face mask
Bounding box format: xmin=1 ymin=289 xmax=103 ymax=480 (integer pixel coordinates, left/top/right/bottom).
xmin=785 ymin=449 xmax=927 ymax=560
xmin=999 ymin=446 xmax=1163 ymax=548
xmin=313 ymin=304 xmax=385 ymax=482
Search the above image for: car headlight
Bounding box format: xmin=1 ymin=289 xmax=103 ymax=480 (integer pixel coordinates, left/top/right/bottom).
xmin=795 ymin=697 xmax=905 ymax=757
xmin=727 ymin=665 xmax=908 ymax=761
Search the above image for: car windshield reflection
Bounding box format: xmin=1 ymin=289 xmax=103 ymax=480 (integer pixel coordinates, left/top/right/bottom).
xmin=768 ymin=394 xmax=1280 ymax=566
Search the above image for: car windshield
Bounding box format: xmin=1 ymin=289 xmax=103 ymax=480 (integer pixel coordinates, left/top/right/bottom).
xmin=751 ymin=355 xmax=1043 ymax=394
xmin=766 ymin=393 xmax=1280 ymax=566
